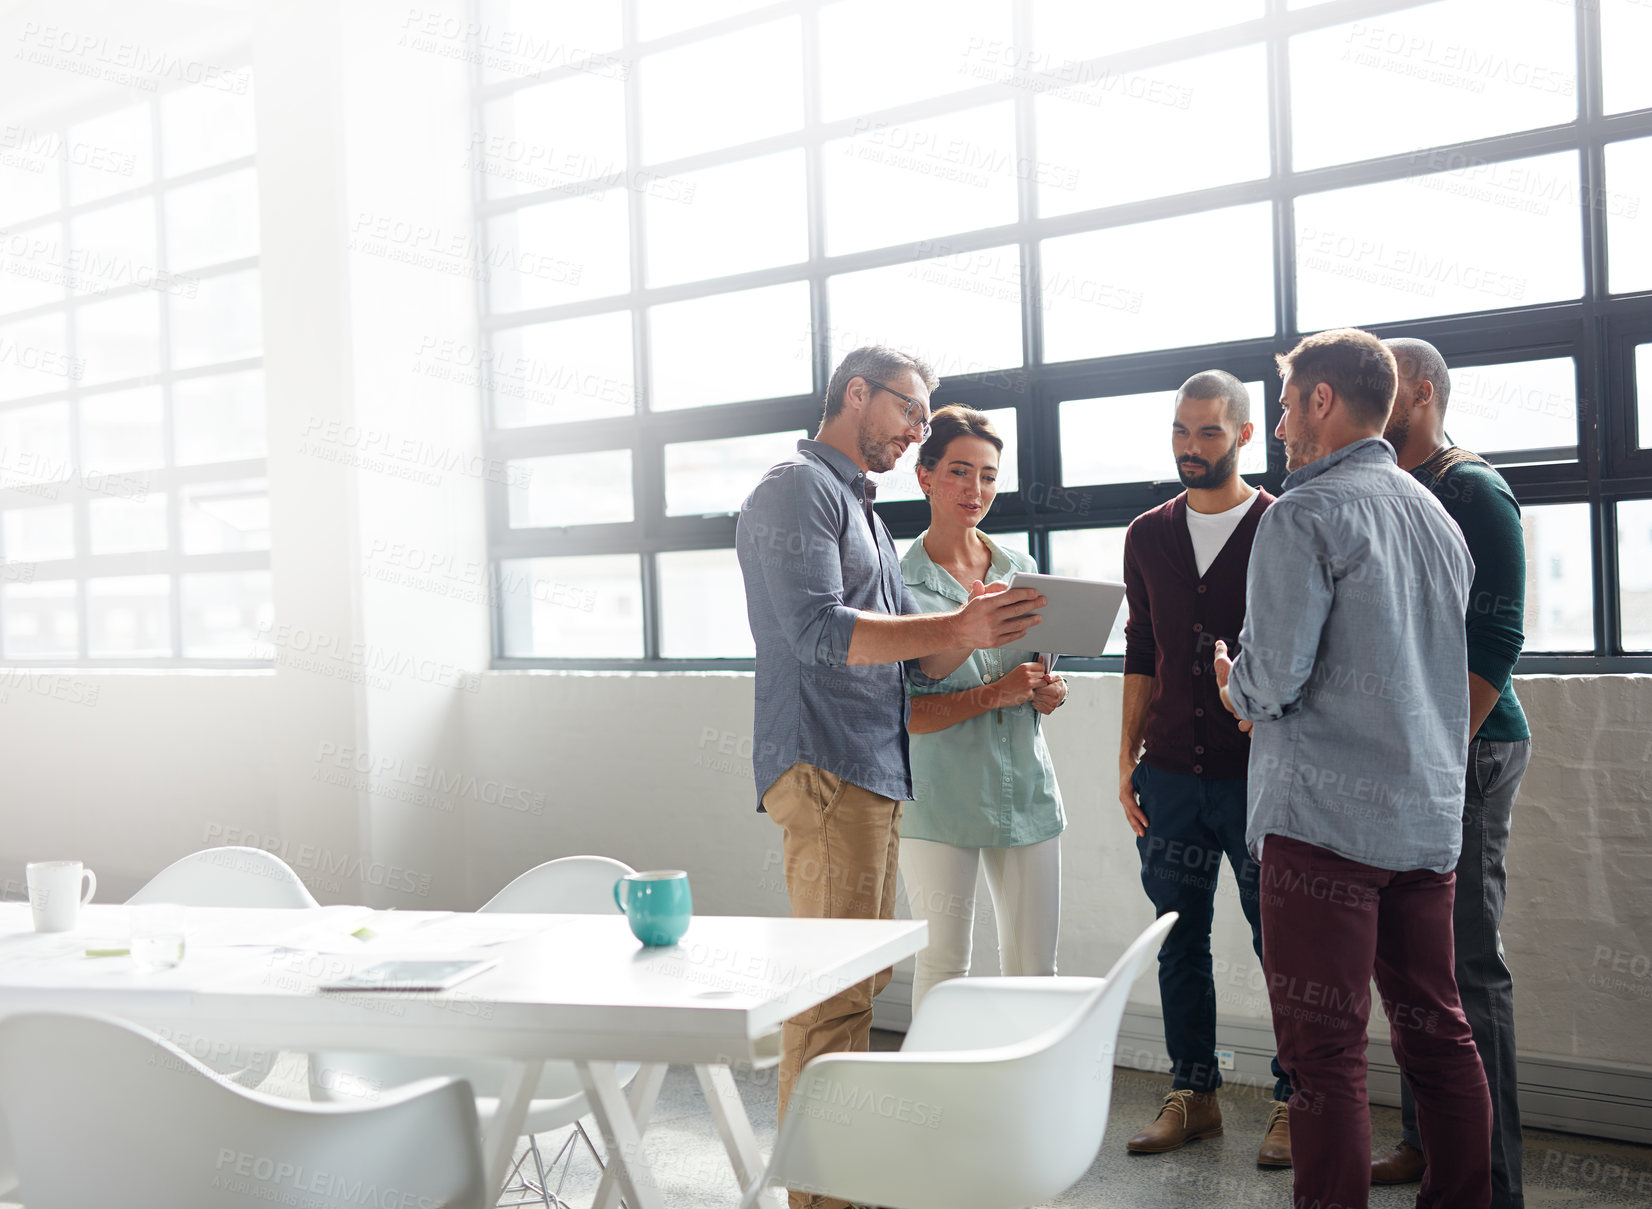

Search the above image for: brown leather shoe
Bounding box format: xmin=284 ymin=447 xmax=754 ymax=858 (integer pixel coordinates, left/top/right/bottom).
xmin=1371 ymin=1140 xmax=1427 ymax=1184
xmin=1125 ymin=1089 xmax=1223 ymax=1153
xmin=1256 ymin=1101 xmax=1292 ymax=1167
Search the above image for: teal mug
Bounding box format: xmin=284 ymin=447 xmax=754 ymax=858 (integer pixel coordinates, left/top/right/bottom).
xmin=614 ymin=870 xmax=693 ymax=946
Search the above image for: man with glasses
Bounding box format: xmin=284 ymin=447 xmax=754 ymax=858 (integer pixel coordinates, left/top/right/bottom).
xmin=737 ymin=345 xmax=1044 ymax=1209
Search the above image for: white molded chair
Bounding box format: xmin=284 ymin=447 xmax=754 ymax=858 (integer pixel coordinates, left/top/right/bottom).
xmin=314 ymin=855 xmax=639 ymax=1208
xmin=127 ymin=846 xmax=319 ymax=1089
xmin=0 ymin=1012 xmax=486 ymax=1209
xmin=742 ymin=912 xmax=1179 ymax=1209
xmin=128 ymin=845 xmax=321 ymax=909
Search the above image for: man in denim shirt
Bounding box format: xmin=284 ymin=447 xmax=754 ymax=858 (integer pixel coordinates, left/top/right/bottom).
xmin=1215 ymin=328 xmax=1493 ymax=1209
xmin=736 ymin=346 xmax=1043 ymax=1209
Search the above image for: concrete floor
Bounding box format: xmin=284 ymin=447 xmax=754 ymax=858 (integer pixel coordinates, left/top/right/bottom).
xmin=491 ymin=1032 xmax=1652 ymax=1209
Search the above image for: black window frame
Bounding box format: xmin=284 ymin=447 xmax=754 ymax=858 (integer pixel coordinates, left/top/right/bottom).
xmin=475 ymin=0 xmax=1652 ymax=674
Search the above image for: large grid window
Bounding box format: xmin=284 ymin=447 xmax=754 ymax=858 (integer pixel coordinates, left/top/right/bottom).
xmin=0 ymin=70 xmax=270 ymax=665
xmin=479 ymin=0 xmax=1652 ymax=672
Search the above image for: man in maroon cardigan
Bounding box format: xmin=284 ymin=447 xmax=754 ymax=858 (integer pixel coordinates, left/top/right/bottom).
xmin=1117 ymin=371 xmax=1293 ymax=1164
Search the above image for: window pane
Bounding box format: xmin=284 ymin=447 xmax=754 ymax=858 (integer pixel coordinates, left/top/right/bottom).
xmin=174 ymin=370 xmax=267 ymax=464
xmin=636 ymin=0 xmax=771 ymax=40
xmin=1638 ymin=344 xmax=1652 ymax=450
xmin=476 ymin=0 xmax=624 ymax=85
xmin=0 ymin=145 xmax=62 ymax=227
xmin=165 ymin=168 xmax=259 ymax=272
xmin=639 ymin=17 xmax=803 ymax=164
xmin=486 ymin=189 xmax=630 ymax=311
xmin=0 ymin=315 xmax=76 ymax=402
xmin=87 ymin=574 xmax=172 ymax=658
xmin=81 ymin=385 xmax=165 ymax=473
xmin=479 ymin=72 xmax=626 ymax=198
xmin=489 ymin=311 xmax=635 ymax=428
xmin=67 ymin=105 xmax=154 ymax=205
xmin=666 ymin=430 xmax=807 ymax=517
xmin=1605 ymin=136 xmax=1652 ymax=297
xmin=3 ymin=580 xmax=77 ymax=658
xmin=871 ymin=406 xmax=1020 ymax=503
xmin=829 ymin=245 xmax=1023 ymax=379
xmin=1602 ymin=0 xmax=1652 ymax=116
xmin=0 ymin=401 xmax=72 ymax=484
xmin=823 ymin=102 xmax=1019 ymax=256
xmin=650 ymin=282 xmax=812 ymax=411
xmin=1290 ymin=0 xmax=1576 ymax=172
xmin=645 ymin=151 xmax=808 ymax=287
xmin=181 ymin=479 xmax=269 ymax=553
xmin=171 ymin=269 xmax=262 ymax=368
xmin=1061 ymin=384 xmax=1267 ymax=486
xmin=1295 ymin=152 xmax=1583 ymax=330
xmin=181 ymin=570 xmax=272 ymax=658
xmin=68 ymin=197 xmax=157 ymax=298
xmin=1042 ymin=204 xmax=1273 ymax=362
xmin=1028 ymin=0 xmax=1264 ymax=61
xmin=0 ymin=221 xmax=67 ymax=315
xmin=1522 ymin=503 xmax=1592 ymax=653
xmin=1046 ymin=528 xmax=1127 ymax=654
xmin=818 ymin=0 xmax=1014 ymax=121
xmin=658 ymin=548 xmax=753 ymax=657
xmin=987 ymin=530 xmax=1030 ymax=558
xmin=507 ymin=449 xmax=633 ymax=527
xmin=160 ymin=80 xmax=256 ymax=176
xmin=78 ymin=292 xmax=162 ymax=385
xmin=1036 ymin=43 xmax=1270 ymax=217
xmin=498 ymin=553 xmax=642 ymax=658
xmin=1442 ymin=359 xmax=1577 ymax=463
xmin=1619 ymin=500 xmax=1652 ymax=651
xmin=88 ymin=493 xmax=168 ymax=555
xmin=2 ymin=504 xmax=74 ymax=562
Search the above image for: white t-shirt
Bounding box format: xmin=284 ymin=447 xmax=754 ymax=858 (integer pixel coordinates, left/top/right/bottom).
xmin=1184 ymin=490 xmax=1257 ymax=578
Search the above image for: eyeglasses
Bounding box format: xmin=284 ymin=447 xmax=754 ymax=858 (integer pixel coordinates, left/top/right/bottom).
xmin=861 ymin=378 xmax=931 ymax=438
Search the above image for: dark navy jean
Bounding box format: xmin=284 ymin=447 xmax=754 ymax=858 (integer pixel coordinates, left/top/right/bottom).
xmin=1133 ymin=760 xmax=1291 ymax=1101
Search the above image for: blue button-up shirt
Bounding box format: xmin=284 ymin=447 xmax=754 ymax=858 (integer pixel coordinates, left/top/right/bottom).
xmin=1226 ymin=438 xmax=1474 ymax=874
xmin=901 ymin=531 xmax=1065 ymax=848
xmin=736 ymin=439 xmax=941 ymax=808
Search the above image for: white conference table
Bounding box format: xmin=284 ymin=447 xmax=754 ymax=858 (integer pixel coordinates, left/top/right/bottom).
xmin=0 ymin=903 xmax=927 ymax=1209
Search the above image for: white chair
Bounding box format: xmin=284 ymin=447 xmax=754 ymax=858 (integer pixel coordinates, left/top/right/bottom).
xmin=128 ymin=845 xmax=321 ymax=908
xmin=128 ymin=845 xmax=319 ymax=1089
xmin=0 ymin=1011 xmax=486 ymax=1209
xmin=741 ymin=912 xmax=1179 ymax=1209
xmin=314 ymin=855 xmax=639 ymax=1209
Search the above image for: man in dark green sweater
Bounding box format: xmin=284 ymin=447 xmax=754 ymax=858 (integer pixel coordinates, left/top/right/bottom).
xmin=1371 ymin=338 xmax=1532 ymax=1209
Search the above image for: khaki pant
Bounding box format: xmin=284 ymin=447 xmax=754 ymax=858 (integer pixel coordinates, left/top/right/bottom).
xmin=763 ymin=761 xmax=903 ymax=1209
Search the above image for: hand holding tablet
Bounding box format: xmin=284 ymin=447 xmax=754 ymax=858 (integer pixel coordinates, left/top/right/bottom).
xmin=951 ymin=579 xmax=1047 ymax=650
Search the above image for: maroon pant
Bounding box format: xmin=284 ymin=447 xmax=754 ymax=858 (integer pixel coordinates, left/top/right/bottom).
xmin=1261 ymin=835 xmax=1492 ymax=1209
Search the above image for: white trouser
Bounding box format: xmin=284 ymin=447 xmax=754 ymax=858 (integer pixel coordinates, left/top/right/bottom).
xmin=898 ymin=835 xmax=1061 ymax=1014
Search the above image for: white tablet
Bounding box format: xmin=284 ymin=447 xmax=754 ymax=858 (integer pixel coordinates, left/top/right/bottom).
xmin=997 ymin=571 xmax=1126 ymax=657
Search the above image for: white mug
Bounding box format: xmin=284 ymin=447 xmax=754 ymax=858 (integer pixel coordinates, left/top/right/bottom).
xmin=26 ymin=861 xmax=97 ymax=933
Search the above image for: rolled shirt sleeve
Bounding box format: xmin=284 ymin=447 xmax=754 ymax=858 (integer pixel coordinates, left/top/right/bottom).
xmin=1226 ymin=501 xmax=1335 ymax=723
xmin=742 ymin=467 xmax=861 ymax=667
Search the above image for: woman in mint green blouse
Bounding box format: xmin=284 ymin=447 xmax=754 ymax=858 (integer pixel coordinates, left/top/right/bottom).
xmin=900 ymin=405 xmax=1067 ymax=1012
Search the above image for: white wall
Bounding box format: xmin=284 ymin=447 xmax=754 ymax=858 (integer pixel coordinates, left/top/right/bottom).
xmin=9 ymin=667 xmax=1645 ymax=1076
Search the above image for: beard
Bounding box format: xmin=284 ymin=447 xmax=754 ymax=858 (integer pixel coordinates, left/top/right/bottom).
xmin=1382 ymin=406 xmax=1411 ymax=458
xmin=1177 ymin=435 xmax=1242 ymax=489
xmin=857 ymin=417 xmax=904 ymax=473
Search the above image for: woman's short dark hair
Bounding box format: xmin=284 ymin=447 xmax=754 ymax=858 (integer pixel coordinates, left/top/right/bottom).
xmin=917 ymin=405 xmax=1003 ymax=474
